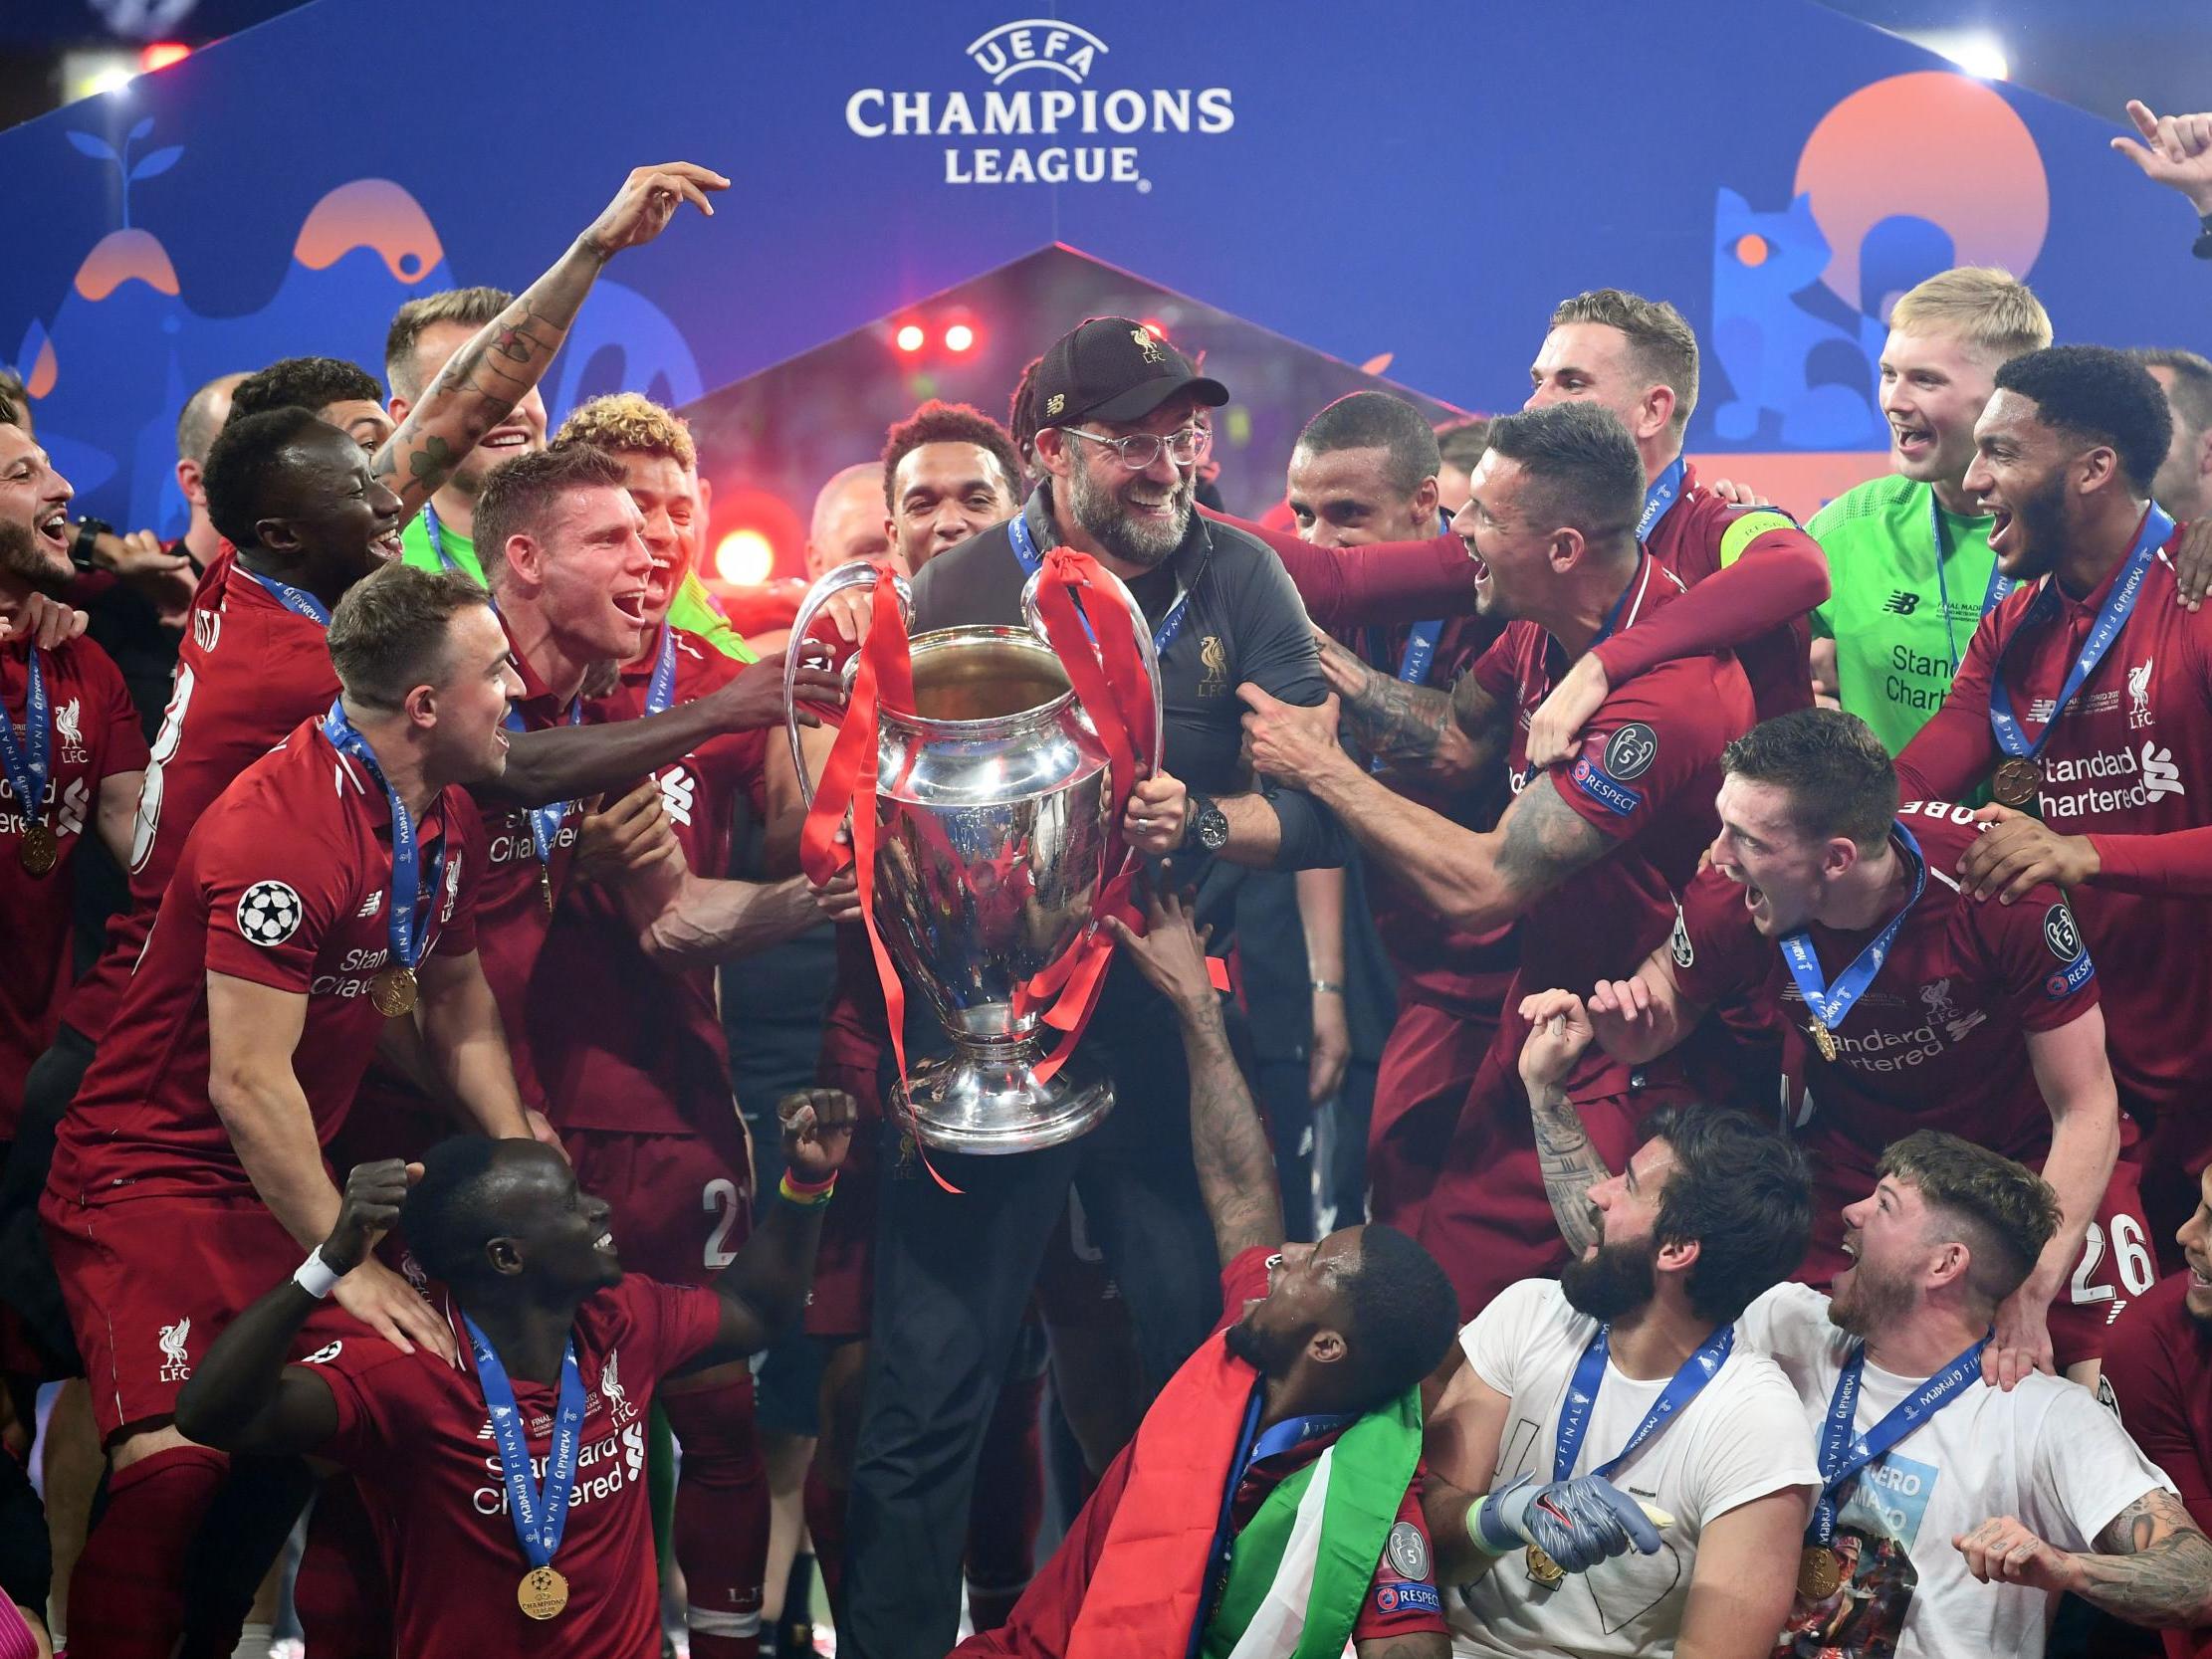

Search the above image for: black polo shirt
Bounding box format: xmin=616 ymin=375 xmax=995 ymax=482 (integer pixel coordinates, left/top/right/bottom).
xmin=909 ymin=483 xmax=1346 ymax=900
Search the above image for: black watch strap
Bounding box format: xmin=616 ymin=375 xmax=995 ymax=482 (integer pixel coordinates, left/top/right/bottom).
xmin=2193 ymin=212 xmax=2212 ymax=261
xmin=69 ymin=518 xmax=110 ymax=571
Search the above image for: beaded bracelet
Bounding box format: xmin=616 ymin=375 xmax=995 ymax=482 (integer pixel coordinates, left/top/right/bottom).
xmin=779 ymin=1170 xmax=837 ymax=1207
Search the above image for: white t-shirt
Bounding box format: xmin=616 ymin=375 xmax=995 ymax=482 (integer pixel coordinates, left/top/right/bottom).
xmin=1447 ymin=1278 xmax=1820 ymax=1659
xmin=1740 ymin=1282 xmax=2174 ymax=1659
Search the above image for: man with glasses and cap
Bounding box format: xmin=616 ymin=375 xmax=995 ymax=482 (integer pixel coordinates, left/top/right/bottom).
xmin=828 ymin=315 xmax=1350 ymax=1659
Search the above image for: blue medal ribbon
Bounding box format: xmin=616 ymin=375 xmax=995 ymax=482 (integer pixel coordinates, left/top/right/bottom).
xmin=1637 ymin=456 xmax=1686 ymax=542
xmin=1009 ymin=504 xmax=1193 ymax=655
xmin=1807 ymin=1336 xmax=1985 ymax=1547
xmin=422 ymin=504 xmax=469 ymax=578
xmin=1553 ymin=1320 xmax=1734 ymax=1484
xmin=643 ymin=623 xmax=679 ymax=718
xmin=1389 ymin=511 xmax=1459 ymax=687
xmin=321 ymin=699 xmax=449 ymax=973
xmin=463 ymin=1313 xmax=587 ymax=1574
xmin=1778 ymin=822 xmax=1926 ymax=1042
xmin=1988 ymin=504 xmax=2173 ymax=765
xmin=1927 ymin=495 xmax=2014 ymax=674
xmin=503 ymin=697 xmax=584 ymax=874
xmin=0 ymin=646 xmax=53 ymax=830
xmin=240 ymin=568 xmax=332 ymax=627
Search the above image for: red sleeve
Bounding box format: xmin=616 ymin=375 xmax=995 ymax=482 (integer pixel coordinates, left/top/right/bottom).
xmin=200 ymin=810 xmax=355 ymax=993
xmin=2081 ymin=828 xmax=2212 ymax=897
xmin=1469 ymin=628 xmax=1520 ymax=705
xmin=425 ymin=794 xmax=485 ymax=961
xmin=618 ymin=1276 xmax=725 ymax=1378
xmin=1668 ymin=865 xmax=1773 ymax=1013
xmin=1350 ymin=1472 xmax=1450 ymax=1640
xmin=2103 ymin=1288 xmax=2212 ymax=1539
xmin=308 ymin=1339 xmax=418 ymax=1468
xmin=1544 ymin=662 xmax=1735 ymax=847
xmin=1590 ymin=517 xmax=1827 ymax=687
xmin=1968 ymin=886 xmax=2101 ymax=1030
xmin=1895 ymin=605 xmax=2004 ymax=802
xmin=1199 ymin=508 xmax=1474 ymax=629
xmin=85 ymin=643 xmax=149 ymax=775
xmin=1212 ymin=1246 xmax=1274 ymax=1337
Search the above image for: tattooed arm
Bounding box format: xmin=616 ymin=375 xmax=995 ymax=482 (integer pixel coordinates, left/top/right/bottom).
xmin=370 ymin=161 xmax=728 ymax=518
xmin=1953 ymin=1489 xmax=2212 ymax=1628
xmin=1515 ymin=990 xmax=1612 ymax=1256
xmin=1313 ymin=628 xmax=1506 ymax=791
xmin=1105 ymin=885 xmax=1281 ymax=1265
xmin=1355 ymin=1635 xmax=1450 ymax=1658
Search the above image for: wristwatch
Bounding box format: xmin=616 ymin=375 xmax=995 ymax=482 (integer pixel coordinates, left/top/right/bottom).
xmin=1182 ymin=792 xmax=1229 ymax=854
xmin=69 ymin=517 xmax=111 ymax=571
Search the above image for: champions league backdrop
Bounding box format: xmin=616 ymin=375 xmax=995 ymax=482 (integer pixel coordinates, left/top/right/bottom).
xmin=2 ymin=0 xmax=2205 ymax=566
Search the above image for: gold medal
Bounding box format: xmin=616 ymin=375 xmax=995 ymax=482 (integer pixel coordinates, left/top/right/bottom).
xmin=367 ymin=964 xmax=418 ymax=1018
xmin=19 ymin=823 xmax=57 ymax=877
xmin=540 ymin=861 xmax=554 ymax=915
xmin=1991 ymin=756 xmax=2040 ymax=809
xmin=1810 ymin=1020 xmax=1839 ymax=1063
xmin=1798 ymin=1544 xmax=1841 ymax=1600
xmin=517 ymin=1564 xmax=569 ymax=1619
xmin=1525 ymin=1543 xmax=1567 ymax=1588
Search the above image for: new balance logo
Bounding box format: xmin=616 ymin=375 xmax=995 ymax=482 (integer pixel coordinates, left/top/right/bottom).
xmin=1881 ymin=591 xmax=1920 ymax=616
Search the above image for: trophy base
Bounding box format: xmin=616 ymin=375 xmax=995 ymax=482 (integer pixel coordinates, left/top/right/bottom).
xmin=894 ymin=1044 xmax=1115 ymax=1155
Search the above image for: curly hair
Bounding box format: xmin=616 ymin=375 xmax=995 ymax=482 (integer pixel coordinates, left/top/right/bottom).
xmin=553 ymin=391 xmax=697 ymax=471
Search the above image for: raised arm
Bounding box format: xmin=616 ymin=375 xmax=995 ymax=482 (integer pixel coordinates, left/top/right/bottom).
xmin=1956 ymin=1487 xmax=2212 ymax=1630
xmin=1105 ymin=882 xmax=1282 ymax=1265
xmin=371 ymin=162 xmax=728 ymax=518
xmin=1200 ymin=508 xmax=1475 ymax=630
xmin=1515 ymin=990 xmax=1617 ymax=1257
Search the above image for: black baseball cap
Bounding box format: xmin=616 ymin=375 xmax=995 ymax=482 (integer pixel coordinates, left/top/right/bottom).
xmin=1031 ymin=316 xmax=1228 ymax=429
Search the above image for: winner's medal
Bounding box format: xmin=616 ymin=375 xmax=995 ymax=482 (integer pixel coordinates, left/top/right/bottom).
xmin=1991 ymin=757 xmax=2040 ymax=809
xmin=1780 ymin=824 xmax=1925 ymax=1071
xmin=506 ymin=697 xmax=583 ymax=918
xmin=321 ymin=700 xmax=450 ymax=1021
xmin=1797 ymin=1545 xmax=1841 ymax=1600
xmin=1809 ymin=1021 xmax=1840 ymax=1063
xmin=1 ymin=647 xmax=57 ymax=882
xmin=368 ymin=965 xmax=417 ymax=1018
xmin=1525 ymin=1544 xmax=1567 ymax=1588
xmin=518 ymin=1565 xmax=570 ymax=1620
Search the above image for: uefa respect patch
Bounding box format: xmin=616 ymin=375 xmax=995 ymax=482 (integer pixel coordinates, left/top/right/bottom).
xmin=1570 ymin=756 xmax=1644 ymax=816
xmin=1374 ymin=1581 xmax=1442 ymax=1614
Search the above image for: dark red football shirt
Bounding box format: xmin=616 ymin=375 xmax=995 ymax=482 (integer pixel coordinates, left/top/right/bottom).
xmin=956 ymin=1245 xmax=1447 ymax=1657
xmin=1669 ymin=805 xmax=2100 ymax=1160
xmin=1472 ymin=553 xmax=1758 ymax=1095
xmin=67 ymin=550 xmax=340 ymax=1039
xmin=1895 ymin=526 xmax=2212 ymax=1113
xmin=533 ymin=627 xmax=768 ymax=1139
xmin=0 ymin=634 xmax=146 ymax=1137
xmin=314 ymin=1275 xmax=723 ymax=1659
xmin=2101 ymin=1273 xmax=2212 ymax=1659
xmin=50 ymin=717 xmax=482 ymax=1206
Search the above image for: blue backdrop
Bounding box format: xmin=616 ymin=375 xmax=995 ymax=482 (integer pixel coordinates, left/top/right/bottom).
xmin=4 ymin=0 xmax=2205 ymax=549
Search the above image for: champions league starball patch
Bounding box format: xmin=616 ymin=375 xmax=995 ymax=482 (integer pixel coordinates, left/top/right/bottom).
xmin=236 ymin=880 xmax=305 ymax=945
xmin=2041 ymin=901 xmax=2095 ymax=999
xmin=1602 ymin=722 xmax=1659 ymax=781
xmin=1387 ymin=1520 xmax=1431 ymax=1580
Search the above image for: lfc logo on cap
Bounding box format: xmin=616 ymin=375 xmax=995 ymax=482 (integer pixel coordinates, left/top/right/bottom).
xmin=1131 ymin=327 xmax=1167 ymax=364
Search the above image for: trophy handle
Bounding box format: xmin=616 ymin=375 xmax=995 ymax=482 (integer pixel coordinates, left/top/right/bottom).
xmin=1020 ymin=561 xmax=1167 ymax=776
xmin=783 ymin=561 xmax=913 ymax=807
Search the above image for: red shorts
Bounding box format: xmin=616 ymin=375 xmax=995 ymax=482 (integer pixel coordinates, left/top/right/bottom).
xmin=42 ymin=1191 xmax=369 ymax=1443
xmin=1798 ymin=1137 xmax=2152 ymax=1368
xmin=1367 ymin=996 xmax=1497 ymax=1233
xmin=564 ymin=1124 xmax=754 ymax=1290
xmin=803 ymin=1023 xmax=886 ymax=1339
xmin=1415 ymin=1034 xmax=1701 ymax=1319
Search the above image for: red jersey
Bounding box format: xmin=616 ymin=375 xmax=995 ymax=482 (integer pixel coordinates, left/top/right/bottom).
xmin=1632 ymin=464 xmax=1816 ymax=724
xmin=1895 ymin=528 xmax=2212 ymax=1111
xmin=49 ymin=717 xmax=482 ymax=1206
xmin=957 ymin=1246 xmax=1446 ymax=1657
xmin=1669 ymin=805 xmax=2100 ymax=1159
xmin=1342 ymin=615 xmax=1519 ymax=1016
xmin=2102 ymin=1274 xmax=2212 ymax=1659
xmin=0 ymin=635 xmax=145 ymax=1136
xmin=314 ymin=1275 xmax=722 ymax=1659
xmin=532 ymin=628 xmax=769 ymax=1137
xmin=67 ymin=550 xmax=339 ymax=1038
xmin=1472 ymin=553 xmax=1757 ymax=1092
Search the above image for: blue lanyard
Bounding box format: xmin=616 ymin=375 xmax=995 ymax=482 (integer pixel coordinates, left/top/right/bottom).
xmin=643 ymin=624 xmax=679 ymax=717
xmin=1808 ymin=1337 xmax=1985 ymax=1546
xmin=1989 ymin=505 xmax=2173 ymax=764
xmin=321 ymin=699 xmax=448 ymax=972
xmin=1391 ymin=512 xmax=1458 ymax=687
xmin=1927 ymin=496 xmax=2013 ymax=675
xmin=502 ymin=697 xmax=584 ymax=867
xmin=1778 ymin=823 xmax=1926 ymax=1040
xmin=0 ymin=646 xmax=51 ymax=828
xmin=1009 ymin=506 xmax=1193 ymax=655
xmin=240 ymin=568 xmax=332 ymax=627
xmin=462 ymin=1313 xmax=586 ymax=1572
xmin=1554 ymin=1320 xmax=1733 ymax=1484
xmin=422 ymin=505 xmax=469 ymax=578
xmin=1637 ymin=456 xmax=1686 ymax=542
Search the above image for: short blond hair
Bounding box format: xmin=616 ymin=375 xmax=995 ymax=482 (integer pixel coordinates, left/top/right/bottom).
xmin=1549 ymin=289 xmax=1700 ymax=434
xmin=553 ymin=392 xmax=697 ymax=472
xmin=1887 ymin=268 xmax=2052 ymax=366
xmin=385 ymin=287 xmax=514 ymax=400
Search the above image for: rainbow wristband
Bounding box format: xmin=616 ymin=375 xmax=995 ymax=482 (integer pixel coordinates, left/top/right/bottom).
xmin=778 ymin=1170 xmax=837 ymax=1208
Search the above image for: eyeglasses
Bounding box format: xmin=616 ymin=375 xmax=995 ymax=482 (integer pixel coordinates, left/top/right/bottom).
xmin=1061 ymin=424 xmax=1213 ymax=472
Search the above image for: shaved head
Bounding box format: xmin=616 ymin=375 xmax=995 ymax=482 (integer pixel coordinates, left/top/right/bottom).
xmin=806 ymin=462 xmax=892 ymax=579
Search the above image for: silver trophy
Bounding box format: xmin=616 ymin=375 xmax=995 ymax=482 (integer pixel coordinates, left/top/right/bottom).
xmin=783 ymin=558 xmax=1164 ymax=1155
